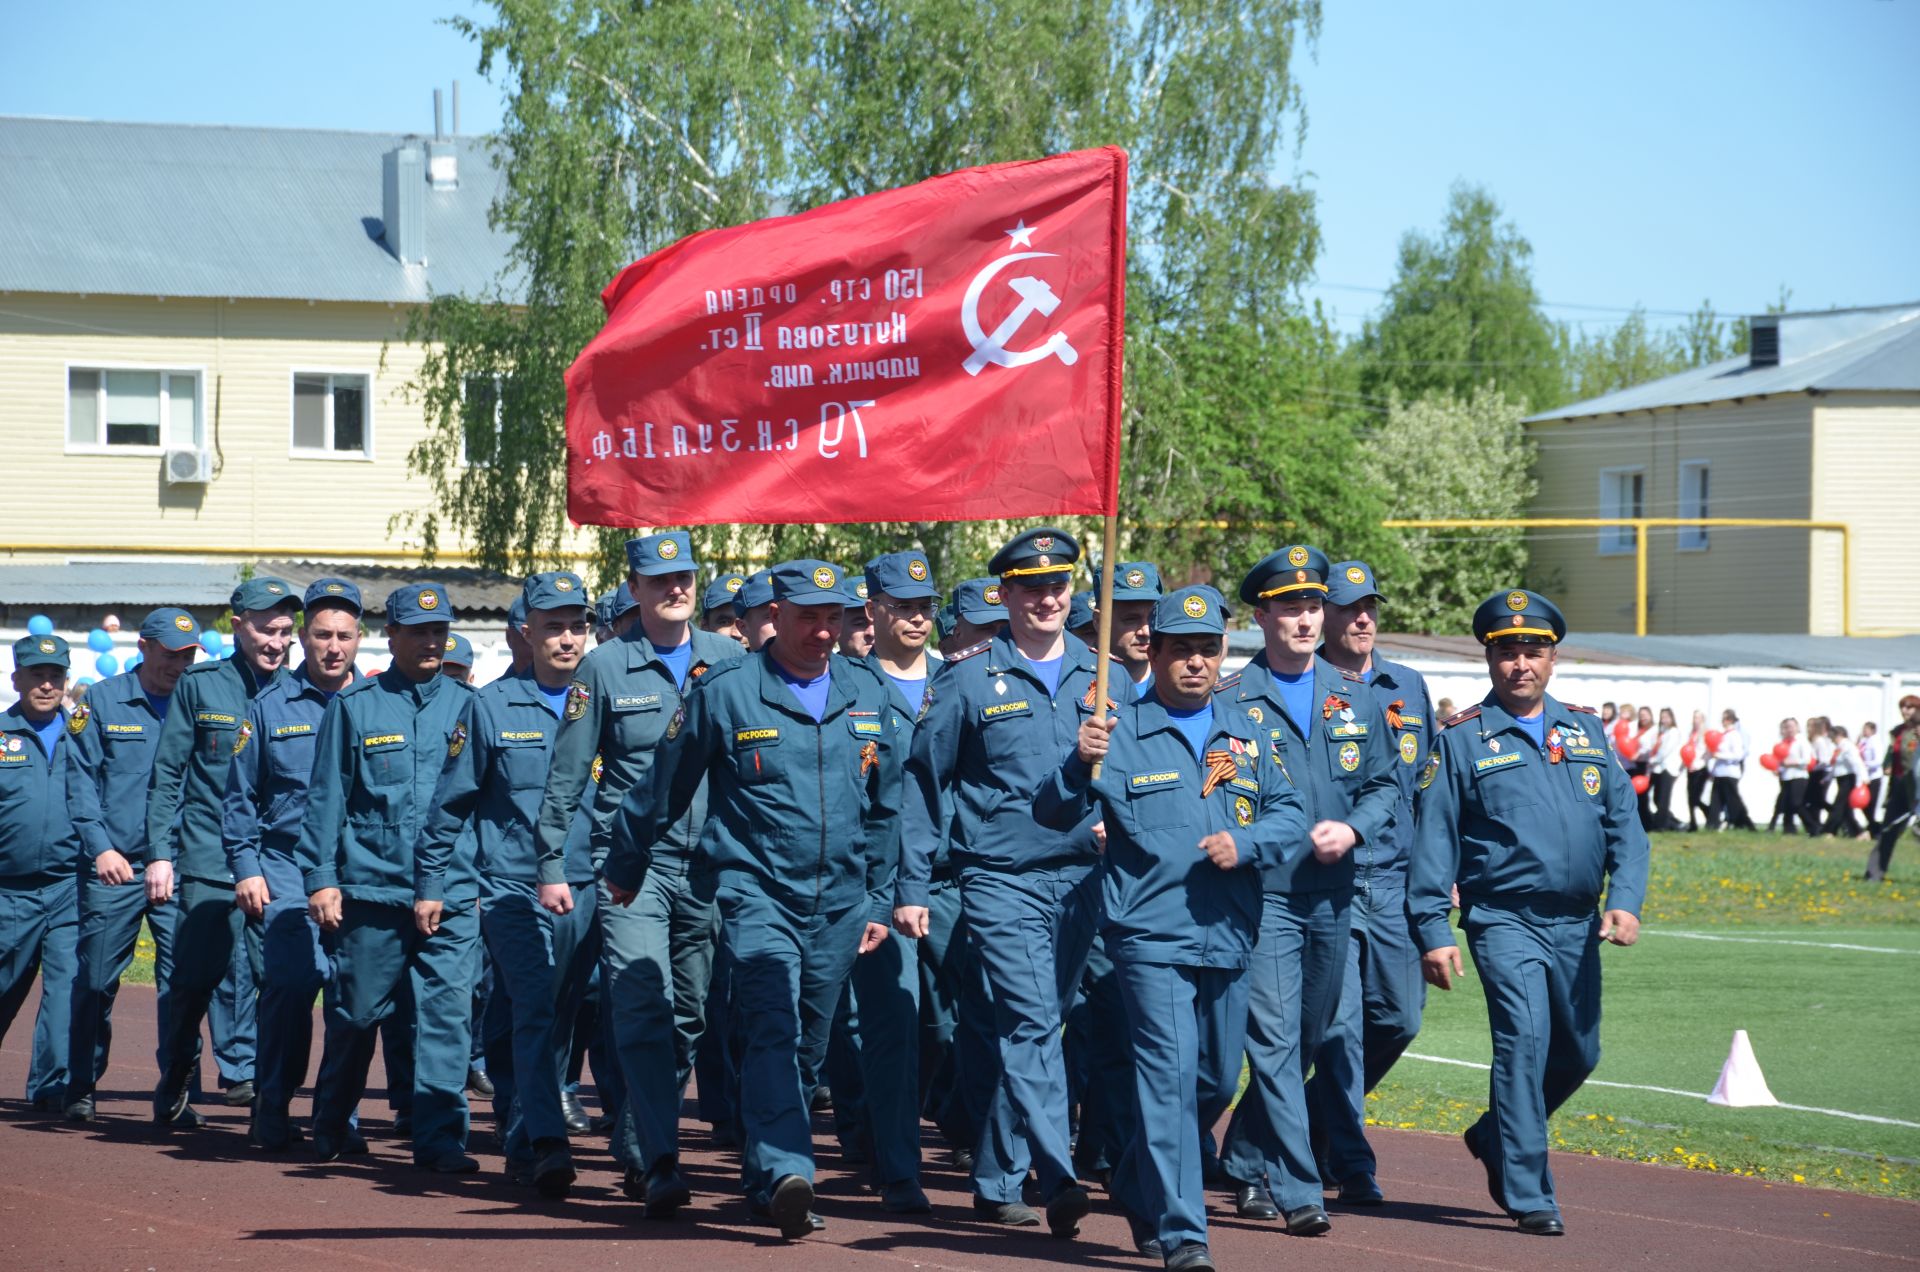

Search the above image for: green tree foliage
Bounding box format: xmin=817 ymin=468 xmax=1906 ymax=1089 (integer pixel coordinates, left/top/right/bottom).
xmin=1354 ymin=183 xmax=1565 ymax=414
xmin=1359 ymin=386 xmax=1536 ymax=633
xmin=400 ymin=0 xmax=1334 ymax=592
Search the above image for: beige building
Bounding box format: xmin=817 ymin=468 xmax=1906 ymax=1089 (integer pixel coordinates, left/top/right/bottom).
xmin=1524 ymin=304 xmax=1920 ymax=636
xmin=0 ymin=115 xmax=529 ymax=577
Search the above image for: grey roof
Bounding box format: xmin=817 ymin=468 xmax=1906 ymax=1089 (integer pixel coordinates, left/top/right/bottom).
xmin=1527 ymin=304 xmax=1920 ymax=422
xmin=254 ymin=561 xmax=526 ymax=618
xmin=0 ymin=562 xmax=242 ymax=608
xmin=0 ymin=116 xmax=519 ymax=304
xmin=1225 ymin=628 xmax=1920 ymax=674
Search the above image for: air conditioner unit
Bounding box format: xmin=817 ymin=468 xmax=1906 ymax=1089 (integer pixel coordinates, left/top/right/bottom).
xmin=164 ymin=448 xmax=213 ymax=485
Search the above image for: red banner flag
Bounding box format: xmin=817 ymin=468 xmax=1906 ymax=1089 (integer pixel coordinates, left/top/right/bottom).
xmin=564 ymin=147 xmax=1127 ymax=527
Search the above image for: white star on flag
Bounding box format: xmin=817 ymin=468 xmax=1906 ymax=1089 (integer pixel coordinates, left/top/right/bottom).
xmin=1004 ymin=219 xmax=1036 ymax=248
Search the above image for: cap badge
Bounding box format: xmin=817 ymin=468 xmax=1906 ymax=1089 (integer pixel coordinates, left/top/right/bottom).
xmin=984 ymin=585 xmax=1003 ymax=606
xmin=266 ymin=583 xmax=284 ymax=594
xmin=1036 ymin=554 xmax=1051 ymax=567
xmin=325 ymin=582 xmax=344 ymax=593
xmin=418 ymin=589 xmax=440 ymax=610
xmin=907 ymin=559 xmax=928 ymax=582
xmin=1126 ymin=569 xmax=1145 ymax=588
xmin=174 ymin=615 xmax=194 ymax=632
xmin=856 ymin=582 xmax=870 ymax=600
xmin=445 ymin=637 xmax=458 ymax=651
xmin=38 ymin=639 xmax=55 ymax=654
xmin=1295 ymin=570 xmax=1307 ymax=583
xmin=726 ymin=576 xmax=743 ymax=593
xmin=1034 ymin=535 xmax=1055 ymax=551
xmin=1182 ymin=594 xmax=1208 ymax=618
xmin=812 ymin=566 xmax=837 ymax=589
xmin=556 ymin=576 xmax=575 ymax=591
xmin=1506 ymin=591 xmax=1528 ymax=612
xmin=658 ymin=538 xmax=680 ymax=559
xmin=1346 ymin=566 xmax=1366 ymax=584
xmin=1287 ymin=546 xmax=1309 ymax=567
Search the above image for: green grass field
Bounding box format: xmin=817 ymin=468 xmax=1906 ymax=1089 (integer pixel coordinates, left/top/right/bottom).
xmin=1367 ymin=830 xmax=1920 ymax=1199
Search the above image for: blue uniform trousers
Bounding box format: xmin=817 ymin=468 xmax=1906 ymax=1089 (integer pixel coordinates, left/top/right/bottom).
xmin=0 ymin=875 xmax=78 ymax=1102
xmin=721 ymin=884 xmax=866 ymax=1203
xmin=848 ymin=928 xmax=922 ymax=1185
xmin=1462 ymin=904 xmax=1603 ymax=1217
xmin=824 ymin=983 xmax=871 ymax=1159
xmin=693 ymin=941 xmax=737 ymax=1136
xmin=480 ymin=882 xmax=598 ymax=1165
xmin=598 ymin=866 xmax=718 ymax=1175
xmin=918 ymin=876 xmax=996 ymax=1152
xmin=1068 ymin=932 xmax=1136 ymax=1179
xmin=1112 ymin=961 xmax=1247 ymax=1253
xmin=312 ymin=898 xmax=479 ymax=1163
xmin=68 ymin=864 xmax=182 ymax=1103
xmin=1307 ymin=876 xmax=1425 ymax=1184
xmin=469 ymin=946 xmax=493 ymax=1073
xmin=961 ymin=864 xmax=1100 ymax=1204
xmin=1220 ymin=888 xmax=1351 ymax=1211
xmin=155 ymin=877 xmax=249 ymax=1108
xmin=208 ymin=927 xmax=256 ymax=1089
xmin=250 ymin=853 xmax=331 ymax=1120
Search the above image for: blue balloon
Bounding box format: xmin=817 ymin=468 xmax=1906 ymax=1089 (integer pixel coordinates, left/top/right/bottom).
xmin=26 ymin=615 xmax=53 ymax=637
xmin=219 ymin=645 xmax=235 ymax=659
xmin=200 ymin=631 xmax=223 ymax=653
xmin=125 ymin=653 xmax=143 ymax=670
xmin=76 ymin=677 xmax=96 ymax=688
xmin=87 ymin=628 xmax=114 ymax=653
xmin=95 ymin=653 xmax=119 ymax=676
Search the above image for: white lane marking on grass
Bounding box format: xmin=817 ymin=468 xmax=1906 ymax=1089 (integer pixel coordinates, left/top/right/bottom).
xmin=1648 ymin=929 xmax=1920 ymax=955
xmin=1402 ymin=1053 xmax=1920 ymax=1129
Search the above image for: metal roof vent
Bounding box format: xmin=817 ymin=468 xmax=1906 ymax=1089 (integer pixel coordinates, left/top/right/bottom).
xmin=1749 ymin=317 xmax=1780 ymax=368
xmin=428 ymin=86 xmax=458 ymax=190
xmin=382 ymin=140 xmax=426 ymax=265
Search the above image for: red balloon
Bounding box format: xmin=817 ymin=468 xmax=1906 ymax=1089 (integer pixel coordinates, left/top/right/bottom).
xmin=1704 ymin=730 xmax=1724 ymax=752
xmin=1772 ymin=740 xmax=1792 ymax=761
xmin=1680 ymin=743 xmax=1698 ymax=766
xmin=1613 ymin=720 xmax=1631 ymax=741
xmin=1758 ymin=752 xmax=1780 ymax=772
xmin=1850 ymin=786 xmax=1872 ymax=810
xmin=1631 ymin=773 xmax=1651 ymax=794
xmin=1617 ymin=735 xmax=1640 ymax=760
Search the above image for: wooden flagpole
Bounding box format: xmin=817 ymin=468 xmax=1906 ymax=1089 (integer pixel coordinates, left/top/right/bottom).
xmin=1090 ymin=514 xmax=1118 ymax=780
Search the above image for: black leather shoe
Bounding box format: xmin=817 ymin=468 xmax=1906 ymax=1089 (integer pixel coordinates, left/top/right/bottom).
xmin=949 ymin=1146 xmax=975 ymax=1171
xmin=466 ymin=1067 xmax=495 ymax=1098
xmin=622 ymin=1167 xmax=647 ymax=1201
xmin=250 ymin=1110 xmax=294 ymax=1151
xmin=560 ymin=1090 xmax=592 ymax=1135
xmin=63 ymin=1096 xmax=96 ymax=1123
xmin=1045 ymin=1183 xmax=1091 ymax=1239
xmin=972 ymin=1196 xmax=1042 ymax=1226
xmin=152 ymin=1081 xmax=191 ymax=1127
xmin=1337 ymin=1175 xmax=1385 ymax=1206
xmin=532 ymin=1144 xmax=576 ymax=1199
xmin=1127 ymin=1214 xmax=1162 ymax=1257
xmin=1516 ymin=1210 xmax=1565 ymax=1236
xmin=766 ymin=1174 xmax=817 ymax=1240
xmin=390 ymin=1112 xmax=413 ymax=1139
xmin=645 ymin=1167 xmax=692 ymax=1219
xmin=1465 ymin=1124 xmax=1505 ymax=1212
xmin=881 ymin=1179 xmax=932 ymax=1214
xmin=1166 ymin=1244 xmax=1218 ymax=1271
xmin=222 ymin=1080 xmax=256 ymax=1107
xmin=1284 ymin=1204 xmax=1331 ymax=1235
xmin=31 ymin=1093 xmax=64 ymax=1113
xmin=423 ymin=1151 xmax=482 ymax=1174
xmin=1233 ymin=1183 xmax=1280 ymax=1220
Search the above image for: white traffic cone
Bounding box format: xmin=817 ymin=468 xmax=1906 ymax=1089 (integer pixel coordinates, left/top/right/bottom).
xmin=1707 ymin=1029 xmax=1780 ymax=1108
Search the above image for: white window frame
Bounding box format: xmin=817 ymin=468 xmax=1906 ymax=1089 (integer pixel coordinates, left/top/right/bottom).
xmin=1598 ymin=465 xmax=1645 ymax=556
xmin=457 ymin=373 xmax=505 ymax=468
xmin=289 ymin=369 xmax=376 ymax=461
xmin=1677 ymin=460 xmax=1710 ymax=551
xmin=64 ymin=361 xmax=207 ymax=456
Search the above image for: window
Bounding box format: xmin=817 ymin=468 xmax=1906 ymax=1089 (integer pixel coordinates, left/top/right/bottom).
xmin=66 ymin=366 xmax=203 ymax=452
xmin=459 ymin=374 xmax=503 ymax=467
xmin=1598 ymin=466 xmax=1645 ymax=555
xmin=1678 ymin=461 xmax=1710 ymax=550
xmin=291 ymin=372 xmax=372 ymax=458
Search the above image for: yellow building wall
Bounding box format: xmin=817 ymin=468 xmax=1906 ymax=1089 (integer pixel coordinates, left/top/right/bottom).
xmin=1526 ymin=397 xmax=1814 ymax=634
xmin=1811 ymin=393 xmax=1920 ymax=635
xmin=0 ymin=292 xmax=601 ymax=567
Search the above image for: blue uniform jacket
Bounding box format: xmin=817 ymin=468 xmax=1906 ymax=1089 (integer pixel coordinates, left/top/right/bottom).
xmin=851 ymin=652 xmax=940 ymax=898
xmin=67 ymin=669 xmax=167 ymax=864
xmin=606 ymin=651 xmax=902 ymax=924
xmin=1408 ymin=693 xmax=1652 ymax=952
xmin=1216 ymin=652 xmax=1399 ymax=896
xmin=418 ymin=672 xmax=592 ymax=900
xmin=1035 ymin=693 xmax=1310 ymax=969
xmin=899 ymin=633 xmax=1126 ymax=908
xmin=534 ymin=628 xmax=743 ymax=885
xmin=222 ymin=666 xmax=353 ymax=884
xmin=1348 ymin=651 xmax=1435 ymax=880
xmin=294 ymin=668 xmax=475 ymax=907
xmin=0 ymin=704 xmax=101 ymax=885
xmin=147 ymin=656 xmax=281 ymax=883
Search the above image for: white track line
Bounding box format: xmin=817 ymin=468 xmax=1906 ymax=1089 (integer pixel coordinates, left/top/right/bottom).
xmin=1647 ymin=929 xmax=1920 ymax=955
xmin=1401 ymin=1053 xmax=1920 ymax=1129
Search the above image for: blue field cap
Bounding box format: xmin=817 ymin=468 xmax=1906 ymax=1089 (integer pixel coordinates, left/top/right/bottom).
xmin=703 ymin=573 xmax=747 ymax=614
xmin=1473 ymin=589 xmax=1565 ymax=646
xmin=989 ymin=527 xmax=1080 ymax=581
xmin=303 ymin=577 xmax=363 ymax=615
xmin=1152 ymin=585 xmax=1230 ymax=636
xmin=1109 ymin=561 xmax=1163 ymax=603
xmin=385 ymin=583 xmax=456 ymax=626
xmin=865 ymin=551 xmax=939 ymax=602
xmin=524 ymin=570 xmax=591 ymax=613
xmin=443 ymin=632 xmax=475 ymax=666
xmin=841 ymin=567 xmax=871 ymax=609
xmin=139 ymin=607 xmax=203 ymax=652
xmin=231 ymin=577 xmax=301 ymax=614
xmin=953 ymin=577 xmax=1009 ymax=625
xmin=737 ymin=569 xmax=776 ymax=612
xmin=13 ymin=634 xmax=71 ymax=669
xmin=626 ymin=531 xmax=696 ymax=577
xmin=771 ymin=559 xmax=855 ymax=605
xmin=507 ymin=593 xmax=528 ymax=629
xmin=1238 ymin=544 xmax=1331 ymax=605
xmin=1325 ymin=561 xmax=1384 ymax=607
xmin=1066 ymin=591 xmax=1096 ymax=632
xmin=596 ymin=584 xmax=637 ymax=628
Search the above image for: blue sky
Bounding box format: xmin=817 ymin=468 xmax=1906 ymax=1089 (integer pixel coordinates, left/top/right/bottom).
xmin=5 ymin=0 xmax=1914 ymax=337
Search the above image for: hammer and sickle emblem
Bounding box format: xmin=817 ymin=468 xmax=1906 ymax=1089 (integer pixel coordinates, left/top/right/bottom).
xmin=961 ymin=252 xmax=1079 ymax=376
